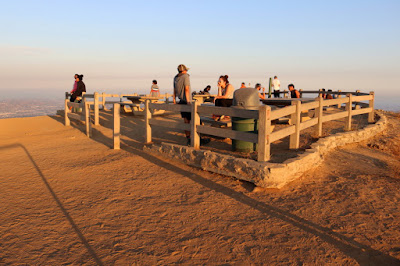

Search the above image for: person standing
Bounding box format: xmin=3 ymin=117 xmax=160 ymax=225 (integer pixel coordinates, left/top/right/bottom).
xmin=173 ymin=64 xmax=193 ymax=145
xmin=70 ymin=74 xmax=86 ymax=103
xmin=240 ymin=82 xmax=246 ymax=89
xmin=272 ymin=76 xmax=281 ymax=98
xmin=150 ymin=80 xmax=160 ymax=97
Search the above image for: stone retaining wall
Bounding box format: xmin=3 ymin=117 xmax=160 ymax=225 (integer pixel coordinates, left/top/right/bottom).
xmin=144 ymin=112 xmax=387 ymax=188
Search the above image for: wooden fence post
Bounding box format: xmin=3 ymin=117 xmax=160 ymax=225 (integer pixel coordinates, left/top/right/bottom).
xmin=368 ymin=91 xmax=375 ymax=123
xmin=191 ymin=101 xmax=200 ymax=149
xmin=145 ymin=99 xmax=152 ymax=143
xmin=64 ymin=98 xmax=70 ymax=126
xmin=84 ymin=98 xmax=91 ymax=137
xmin=94 ymin=92 xmax=99 ymax=125
xmin=316 ymin=95 xmax=323 ymax=137
xmin=102 ymin=92 xmax=106 ymax=110
xmin=337 ymin=90 xmax=342 ymax=108
xmin=257 ymin=105 xmax=271 ymax=162
xmin=289 ymin=101 xmax=301 ymax=149
xmin=283 ymin=90 xmax=288 ymax=98
xmin=113 ymin=103 xmax=120 ymax=149
xmin=345 ymin=94 xmax=353 ymax=131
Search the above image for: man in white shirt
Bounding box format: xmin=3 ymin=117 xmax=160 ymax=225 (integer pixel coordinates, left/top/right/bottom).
xmin=272 ymin=76 xmax=281 ymax=98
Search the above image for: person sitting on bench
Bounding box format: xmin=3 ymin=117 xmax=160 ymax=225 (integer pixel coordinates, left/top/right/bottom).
xmin=70 ymin=74 xmax=86 ymax=103
xmin=150 ymin=80 xmax=160 ymax=97
xmin=214 ymin=75 xmax=234 ymax=121
xmin=256 ymin=83 xmax=266 ymax=100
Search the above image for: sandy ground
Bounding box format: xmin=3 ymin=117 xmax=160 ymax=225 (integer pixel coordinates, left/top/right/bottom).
xmin=0 ymin=111 xmax=399 ymax=265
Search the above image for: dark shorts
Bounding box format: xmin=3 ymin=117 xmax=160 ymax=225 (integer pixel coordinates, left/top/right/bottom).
xmin=178 ymin=100 xmax=191 ymax=120
xmin=215 ymin=98 xmax=233 ymax=107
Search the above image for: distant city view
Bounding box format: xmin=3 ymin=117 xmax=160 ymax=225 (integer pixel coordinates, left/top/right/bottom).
xmin=0 ymin=89 xmax=398 ymax=119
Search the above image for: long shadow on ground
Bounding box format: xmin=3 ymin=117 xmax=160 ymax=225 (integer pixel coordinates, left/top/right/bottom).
xmin=0 ymin=143 xmax=104 ymax=266
xmin=115 ymin=135 xmax=399 ymax=265
xmin=47 ymin=113 xmax=399 ymax=264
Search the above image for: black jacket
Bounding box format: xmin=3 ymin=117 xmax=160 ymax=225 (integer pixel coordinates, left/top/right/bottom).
xmin=72 ymin=81 xmax=86 ymax=97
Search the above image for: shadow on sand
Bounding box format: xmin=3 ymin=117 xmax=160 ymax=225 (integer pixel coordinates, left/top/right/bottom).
xmin=0 ymin=143 xmax=104 ymax=266
xmin=48 ymin=113 xmax=400 ymax=264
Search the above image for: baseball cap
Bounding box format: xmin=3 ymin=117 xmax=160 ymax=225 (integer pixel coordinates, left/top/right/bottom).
xmin=177 ymin=64 xmax=189 ymax=72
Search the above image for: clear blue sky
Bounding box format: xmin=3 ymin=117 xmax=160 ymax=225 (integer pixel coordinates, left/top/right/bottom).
xmin=0 ymin=0 xmax=399 ymax=96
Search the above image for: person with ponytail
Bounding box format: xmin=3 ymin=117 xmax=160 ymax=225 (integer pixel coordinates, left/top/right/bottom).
xmin=214 ymin=75 xmax=235 ymax=121
xmin=215 ymin=75 xmax=234 ymax=105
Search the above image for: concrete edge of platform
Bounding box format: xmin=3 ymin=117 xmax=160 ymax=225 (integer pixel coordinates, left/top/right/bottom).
xmin=144 ymin=111 xmax=387 ymax=188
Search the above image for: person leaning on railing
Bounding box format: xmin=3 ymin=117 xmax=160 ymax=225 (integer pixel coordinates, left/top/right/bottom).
xmin=288 ymin=84 xmax=300 ymax=98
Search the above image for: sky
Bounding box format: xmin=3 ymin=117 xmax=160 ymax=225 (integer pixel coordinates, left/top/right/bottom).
xmin=0 ymin=0 xmax=399 ymax=97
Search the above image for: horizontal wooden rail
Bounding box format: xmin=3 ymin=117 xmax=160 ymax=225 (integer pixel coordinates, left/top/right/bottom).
xmin=149 ymin=103 xmax=191 ymax=112
xmin=321 ymin=111 xmax=348 ymax=122
xmin=299 ymin=91 xmax=369 ymax=96
xmin=270 ymin=105 xmax=296 ymax=120
xmin=67 ymin=113 xmax=85 ymax=121
xmin=354 ymin=102 xmax=369 ymax=108
xmin=322 ymin=98 xmax=349 ymax=107
xmin=352 ymin=95 xmax=373 ymax=101
xmin=352 ymin=107 xmax=373 ymax=116
xmin=270 ymin=125 xmax=296 ymax=143
xmin=300 ymin=101 xmax=319 ymax=111
xmin=149 ymin=119 xmax=191 ymax=131
xmin=197 ymin=125 xmax=258 ymax=143
xmin=300 ymin=117 xmax=318 ymax=131
xmin=197 ymin=106 xmax=259 ymax=119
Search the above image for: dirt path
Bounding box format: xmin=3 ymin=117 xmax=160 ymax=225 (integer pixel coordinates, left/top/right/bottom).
xmin=0 ymin=112 xmax=399 ymax=265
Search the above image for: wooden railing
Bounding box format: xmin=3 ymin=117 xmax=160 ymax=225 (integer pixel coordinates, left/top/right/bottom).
xmin=64 ymin=98 xmax=92 ymax=137
xmin=270 ymin=89 xmax=370 ymax=98
xmin=139 ymin=91 xmax=375 ymax=162
xmin=65 ymin=91 xmax=173 ymax=126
